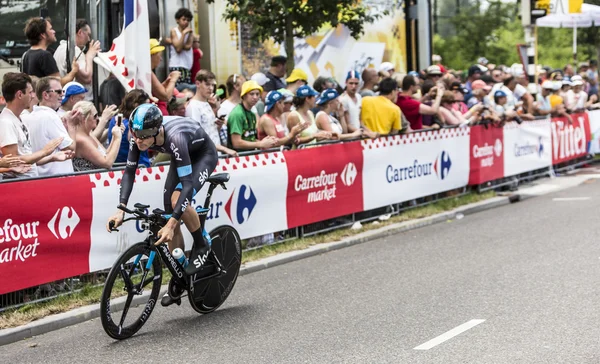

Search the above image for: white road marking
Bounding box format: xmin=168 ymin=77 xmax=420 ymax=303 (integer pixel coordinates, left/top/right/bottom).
xmin=413 ymin=319 xmax=485 ymax=350
xmin=552 ymin=197 xmax=591 ymax=201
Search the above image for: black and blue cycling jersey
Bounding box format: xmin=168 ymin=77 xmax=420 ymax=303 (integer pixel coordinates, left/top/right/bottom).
xmin=119 ymin=116 xmax=218 ymax=220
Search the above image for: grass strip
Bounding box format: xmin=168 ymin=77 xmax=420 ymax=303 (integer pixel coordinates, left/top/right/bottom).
xmin=0 ymin=191 xmax=494 ymax=329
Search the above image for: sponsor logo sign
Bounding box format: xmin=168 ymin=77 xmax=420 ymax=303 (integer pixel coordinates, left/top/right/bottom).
xmin=503 ymin=120 xmax=552 ymax=176
xmin=469 ymin=125 xmax=504 ymax=185
xmin=551 ymin=113 xmax=591 ymax=164
xmin=285 ymin=143 xmax=364 ymax=228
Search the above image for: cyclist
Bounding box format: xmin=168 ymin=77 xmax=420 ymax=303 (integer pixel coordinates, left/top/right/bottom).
xmin=106 ymin=103 xmax=217 ymax=306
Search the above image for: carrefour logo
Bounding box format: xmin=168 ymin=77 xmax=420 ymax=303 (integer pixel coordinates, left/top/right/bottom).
xmin=386 ymin=151 xmax=452 ymax=183
xmin=340 ymin=163 xmax=357 ymax=186
xmin=514 ymin=136 xmax=544 ymax=158
xmin=224 ymin=185 xmax=257 ymax=224
xmin=48 ymin=207 xmax=80 ymax=239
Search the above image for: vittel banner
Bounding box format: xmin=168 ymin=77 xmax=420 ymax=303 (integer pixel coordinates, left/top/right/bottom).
xmin=0 ymin=176 xmax=93 ymax=294
xmin=551 ymin=113 xmax=591 ymax=165
xmin=503 ymin=119 xmax=552 ymax=177
xmin=469 ymin=125 xmax=504 ymax=185
xmin=362 ymin=128 xmax=470 ymax=210
xmin=285 ymin=143 xmax=364 ymax=228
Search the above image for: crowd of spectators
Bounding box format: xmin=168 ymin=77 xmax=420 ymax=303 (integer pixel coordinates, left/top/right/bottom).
xmin=1 ymin=9 xmax=599 ymax=181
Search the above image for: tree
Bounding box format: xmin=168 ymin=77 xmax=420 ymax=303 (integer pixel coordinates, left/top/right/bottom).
xmin=206 ymin=0 xmax=385 ymax=73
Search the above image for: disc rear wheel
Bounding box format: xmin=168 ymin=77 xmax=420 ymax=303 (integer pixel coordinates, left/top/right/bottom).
xmin=188 ymin=226 xmax=242 ymax=314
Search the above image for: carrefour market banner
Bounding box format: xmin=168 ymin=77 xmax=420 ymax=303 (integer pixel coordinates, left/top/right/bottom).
xmin=362 ymin=128 xmax=470 ymax=210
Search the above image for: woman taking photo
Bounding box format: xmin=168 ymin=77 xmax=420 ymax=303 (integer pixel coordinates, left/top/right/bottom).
xmin=315 ymin=88 xmax=362 ymax=140
xmin=287 ymin=85 xmax=333 ymax=146
xmin=258 ymin=90 xmax=306 ymax=147
xmin=72 ymin=101 xmax=124 ymax=171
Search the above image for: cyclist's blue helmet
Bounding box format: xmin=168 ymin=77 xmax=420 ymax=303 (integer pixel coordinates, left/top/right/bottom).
xmin=130 ymin=104 xmax=163 ymax=139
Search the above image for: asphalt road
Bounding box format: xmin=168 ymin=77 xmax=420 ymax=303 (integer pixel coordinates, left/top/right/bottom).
xmin=4 ymin=180 xmax=600 ymax=364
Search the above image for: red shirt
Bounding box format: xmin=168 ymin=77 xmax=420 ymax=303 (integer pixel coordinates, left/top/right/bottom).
xmin=191 ymin=48 xmax=202 ymax=80
xmin=396 ymin=95 xmax=422 ymax=130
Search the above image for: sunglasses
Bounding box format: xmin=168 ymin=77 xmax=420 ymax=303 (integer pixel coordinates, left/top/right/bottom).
xmin=46 ymin=89 xmax=64 ymax=95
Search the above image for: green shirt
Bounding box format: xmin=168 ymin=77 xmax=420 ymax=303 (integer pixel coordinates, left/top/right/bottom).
xmin=227 ymin=104 xmax=257 ymax=150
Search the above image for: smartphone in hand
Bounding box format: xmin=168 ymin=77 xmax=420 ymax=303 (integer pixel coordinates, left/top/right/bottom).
xmin=116 ymin=113 xmax=123 ymax=127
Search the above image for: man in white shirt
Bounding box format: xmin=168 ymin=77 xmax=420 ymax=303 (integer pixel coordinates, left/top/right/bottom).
xmin=53 ymin=19 xmax=100 ymax=101
xmin=339 ymin=70 xmax=362 ymax=131
xmin=565 ymin=75 xmax=589 ymax=111
xmin=58 ymin=81 xmax=87 ymax=117
xmin=217 ymin=73 xmax=246 ymax=120
xmin=186 ymin=70 xmax=237 ymax=156
xmin=22 ymin=76 xmax=79 ymax=177
xmin=0 ymin=73 xmax=66 ymax=179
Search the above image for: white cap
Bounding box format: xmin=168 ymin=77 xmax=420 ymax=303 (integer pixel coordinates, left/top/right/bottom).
xmin=250 ymin=72 xmax=269 ymax=86
xmin=552 ymin=81 xmax=563 ymax=91
xmin=379 ymin=62 xmax=395 ymax=73
xmin=541 ymin=80 xmax=554 ymax=89
xmin=570 ymin=75 xmax=584 ymax=86
xmin=432 ymin=54 xmax=442 ymax=62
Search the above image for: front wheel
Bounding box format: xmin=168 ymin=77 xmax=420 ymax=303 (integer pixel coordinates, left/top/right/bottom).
xmin=188 ymin=225 xmax=242 ymax=314
xmin=100 ymin=242 xmax=162 ymax=340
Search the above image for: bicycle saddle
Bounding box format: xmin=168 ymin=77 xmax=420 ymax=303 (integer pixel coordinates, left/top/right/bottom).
xmin=207 ymin=173 xmax=230 ymax=184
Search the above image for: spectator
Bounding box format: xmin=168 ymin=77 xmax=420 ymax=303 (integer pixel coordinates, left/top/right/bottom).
xmin=190 ymin=35 xmax=203 ymax=81
xmin=278 ymin=88 xmax=294 ymax=129
xmin=99 ymin=74 xmax=126 ymax=111
xmin=361 ymin=77 xmax=402 ymax=135
xmin=22 ymin=17 xmax=78 ymax=86
xmin=565 ymin=75 xmax=591 ymax=111
xmin=467 ymin=80 xmax=492 ymax=108
xmin=227 ymin=80 xmax=278 ymax=151
xmin=450 ymin=82 xmax=469 ymax=114
xmin=58 ymin=81 xmax=87 ymax=117
xmin=489 ymin=76 xmax=524 ymax=110
xmin=164 ymin=8 xmax=195 ymax=90
xmin=465 ymin=65 xmax=483 ymax=94
xmin=493 ymin=90 xmax=509 ymax=116
xmin=257 ymin=90 xmax=305 ymax=147
xmin=186 ymin=70 xmax=237 ymax=156
xmin=339 ymin=70 xmax=362 ymax=132
xmin=22 ymin=76 xmax=79 ymax=177
xmin=72 ymin=101 xmax=124 ymax=171
xmin=53 ymin=19 xmax=100 ymax=100
xmin=564 ymin=64 xmax=575 ymax=78
xmin=438 ymin=91 xmax=483 ymax=126
xmin=378 ymin=62 xmax=395 ymax=78
xmin=432 ymin=54 xmax=447 ymax=73
xmin=0 ymin=73 xmax=64 ymax=179
xmin=287 ymin=85 xmax=333 ymax=146
xmin=396 ymin=75 xmax=444 ymax=131
xmin=107 ymin=90 xmax=151 ymax=167
xmin=315 ymin=88 xmax=361 ymax=140
xmin=150 ymin=38 xmax=179 ymax=112
xmin=359 ymin=68 xmax=378 ymax=97
xmin=250 ymin=72 xmax=268 ymax=116
xmin=534 ymin=81 xmax=555 ymax=116
xmin=167 ymin=91 xmax=189 ymax=117
xmin=20 ymin=77 xmax=39 ymax=116
xmin=313 ymin=76 xmax=335 ymax=93
xmin=285 ymin=69 xmax=308 ymax=94
xmin=491 ymin=67 xmax=504 ymax=84
xmin=263 ymin=56 xmax=287 ymax=92
xmin=426 ymin=65 xmax=443 ymax=82
xmin=218 ymin=73 xmax=246 ymax=120
xmin=588 ymin=60 xmax=598 ymax=96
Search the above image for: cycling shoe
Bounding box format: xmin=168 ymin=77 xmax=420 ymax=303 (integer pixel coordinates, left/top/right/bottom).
xmin=160 ymin=292 xmax=182 ymax=307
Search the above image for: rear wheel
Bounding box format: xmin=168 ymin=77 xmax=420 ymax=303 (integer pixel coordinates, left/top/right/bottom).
xmin=100 ymin=242 xmax=162 ymax=340
xmin=188 ymin=226 xmax=242 ymax=314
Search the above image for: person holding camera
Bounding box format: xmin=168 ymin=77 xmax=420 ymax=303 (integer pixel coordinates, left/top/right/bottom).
xmin=53 ymin=19 xmax=100 ymax=101
xmin=396 ymin=75 xmax=445 ymax=131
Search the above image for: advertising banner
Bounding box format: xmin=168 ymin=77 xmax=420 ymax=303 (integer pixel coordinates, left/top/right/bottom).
xmin=0 ymin=175 xmax=93 ymax=294
xmin=503 ymin=119 xmax=552 ymax=176
xmin=469 ymin=125 xmax=504 ymax=185
xmin=550 ymin=113 xmax=591 ymax=164
xmin=588 ymin=110 xmax=600 ymax=155
xmin=285 ymin=143 xmax=364 ymax=228
xmin=362 ymin=128 xmax=470 ymax=210
xmin=88 ymin=153 xmax=289 ymax=272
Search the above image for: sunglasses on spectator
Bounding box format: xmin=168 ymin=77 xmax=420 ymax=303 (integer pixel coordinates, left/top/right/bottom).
xmin=46 ymin=89 xmax=64 ymax=95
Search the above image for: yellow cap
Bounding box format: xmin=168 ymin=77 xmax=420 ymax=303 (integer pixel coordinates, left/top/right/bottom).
xmin=241 ymin=80 xmax=263 ymax=97
xmin=285 ymin=68 xmax=308 ymax=83
xmin=149 ymin=39 xmax=165 ymax=55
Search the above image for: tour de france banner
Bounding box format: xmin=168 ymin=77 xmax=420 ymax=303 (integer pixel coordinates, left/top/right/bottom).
xmin=361 ymin=128 xmax=471 ymax=211
xmin=87 ymin=153 xmax=289 ymax=273
xmin=0 ymin=175 xmax=94 ymax=294
xmin=550 ymin=112 xmax=591 ymax=165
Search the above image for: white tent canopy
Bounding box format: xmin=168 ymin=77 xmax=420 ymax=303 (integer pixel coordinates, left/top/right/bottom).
xmin=536 ymin=3 xmax=600 ymax=28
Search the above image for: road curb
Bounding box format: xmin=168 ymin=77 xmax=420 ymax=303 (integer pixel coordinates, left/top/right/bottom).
xmin=0 ymin=195 xmax=514 ymax=346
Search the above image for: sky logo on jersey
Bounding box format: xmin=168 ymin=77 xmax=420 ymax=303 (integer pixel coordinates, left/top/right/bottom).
xmin=386 ymin=151 xmax=452 ymax=183
xmin=224 ymin=185 xmax=257 ymax=225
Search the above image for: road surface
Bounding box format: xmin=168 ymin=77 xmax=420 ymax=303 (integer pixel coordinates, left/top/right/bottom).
xmin=4 ymin=180 xmax=600 ymax=363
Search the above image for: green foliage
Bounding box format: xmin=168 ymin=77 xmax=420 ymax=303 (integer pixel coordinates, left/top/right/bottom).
xmin=434 ymin=0 xmax=600 ymax=70
xmin=205 ymin=0 xmax=384 ymax=71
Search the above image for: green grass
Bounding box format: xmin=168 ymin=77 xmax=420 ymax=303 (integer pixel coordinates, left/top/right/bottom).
xmin=0 ymin=191 xmax=494 ymax=329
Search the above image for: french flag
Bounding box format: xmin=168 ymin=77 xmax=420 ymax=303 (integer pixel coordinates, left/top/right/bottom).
xmin=95 ymin=0 xmax=152 ymax=96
